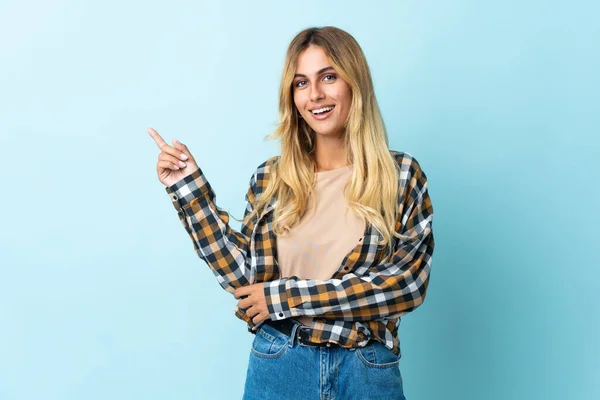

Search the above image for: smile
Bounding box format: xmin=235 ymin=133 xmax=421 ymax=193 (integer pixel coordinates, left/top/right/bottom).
xmin=310 ymin=105 xmax=335 ymax=120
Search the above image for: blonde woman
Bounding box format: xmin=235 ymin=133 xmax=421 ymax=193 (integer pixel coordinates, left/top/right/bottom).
xmin=149 ymin=26 xmax=434 ymax=400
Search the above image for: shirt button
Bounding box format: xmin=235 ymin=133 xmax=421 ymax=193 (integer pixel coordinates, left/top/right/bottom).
xmin=326 ymin=343 xmax=331 ymax=347
xmin=278 ymin=312 xmax=283 ymax=317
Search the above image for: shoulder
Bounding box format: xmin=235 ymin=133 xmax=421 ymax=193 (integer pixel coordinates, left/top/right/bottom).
xmin=259 ymin=155 xmax=280 ymax=170
xmin=253 ymin=155 xmax=279 ymax=178
xmin=388 ymin=150 xmax=426 ymax=179
xmin=249 ymin=155 xmax=280 ymax=194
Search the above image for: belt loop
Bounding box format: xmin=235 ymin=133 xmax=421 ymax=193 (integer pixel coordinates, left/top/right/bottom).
xmin=288 ymin=320 xmax=301 ymax=348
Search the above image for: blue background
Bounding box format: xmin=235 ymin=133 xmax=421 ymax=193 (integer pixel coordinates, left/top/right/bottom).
xmin=1 ymin=1 xmax=598 ymax=399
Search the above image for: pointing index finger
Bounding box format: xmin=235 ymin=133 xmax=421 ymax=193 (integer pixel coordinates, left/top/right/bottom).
xmin=147 ymin=127 xmax=167 ymax=149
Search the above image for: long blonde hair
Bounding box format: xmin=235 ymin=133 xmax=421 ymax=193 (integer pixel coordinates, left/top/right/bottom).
xmin=238 ymin=26 xmax=405 ymax=259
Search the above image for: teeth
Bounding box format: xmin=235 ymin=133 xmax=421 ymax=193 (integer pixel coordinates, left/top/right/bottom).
xmin=311 ymin=106 xmax=334 ymax=114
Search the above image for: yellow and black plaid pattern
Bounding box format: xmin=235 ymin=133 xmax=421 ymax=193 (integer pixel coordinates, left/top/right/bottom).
xmin=165 ymin=150 xmax=435 ymax=357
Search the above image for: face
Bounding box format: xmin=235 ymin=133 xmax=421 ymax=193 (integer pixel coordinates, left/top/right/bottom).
xmin=292 ymin=45 xmax=352 ymax=137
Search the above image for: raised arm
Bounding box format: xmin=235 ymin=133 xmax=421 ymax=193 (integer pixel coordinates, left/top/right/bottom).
xmin=165 ymin=168 xmax=259 ymax=294
xmin=149 ymin=127 xmax=259 ymax=294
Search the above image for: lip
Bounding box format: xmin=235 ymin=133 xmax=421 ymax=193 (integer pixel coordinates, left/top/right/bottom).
xmin=309 ymin=105 xmax=335 ymax=120
xmin=309 ymin=104 xmax=335 ymax=112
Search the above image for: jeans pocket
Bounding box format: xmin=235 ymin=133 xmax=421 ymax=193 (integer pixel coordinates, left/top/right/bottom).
xmin=250 ymin=324 xmax=289 ymax=359
xmin=357 ymin=339 xmax=401 ymax=368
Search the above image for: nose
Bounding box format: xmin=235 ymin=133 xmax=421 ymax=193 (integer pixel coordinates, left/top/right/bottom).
xmin=309 ymin=82 xmax=325 ymax=102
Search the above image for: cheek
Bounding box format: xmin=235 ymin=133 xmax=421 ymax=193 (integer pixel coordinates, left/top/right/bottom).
xmin=294 ymin=93 xmax=305 ymax=110
xmin=293 ymin=94 xmax=303 ymax=112
xmin=341 ymin=87 xmax=352 ymax=105
xmin=337 ymin=92 xmax=352 ymax=118
xmin=330 ymin=85 xmax=351 ymax=107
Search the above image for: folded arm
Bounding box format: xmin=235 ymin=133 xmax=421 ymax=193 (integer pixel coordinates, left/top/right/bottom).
xmin=263 ymin=157 xmax=435 ymax=322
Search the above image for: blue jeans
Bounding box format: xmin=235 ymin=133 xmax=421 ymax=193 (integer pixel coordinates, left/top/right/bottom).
xmin=242 ymin=319 xmax=406 ymax=400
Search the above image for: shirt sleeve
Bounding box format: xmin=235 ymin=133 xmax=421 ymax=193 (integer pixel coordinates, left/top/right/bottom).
xmin=164 ymin=167 xmax=258 ymax=295
xmin=263 ymin=156 xmax=435 ymax=322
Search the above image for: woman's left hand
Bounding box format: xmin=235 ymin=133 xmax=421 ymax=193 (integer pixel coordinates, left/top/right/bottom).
xmin=234 ymin=283 xmax=270 ymax=324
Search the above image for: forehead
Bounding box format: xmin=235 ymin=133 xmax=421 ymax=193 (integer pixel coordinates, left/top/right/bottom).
xmin=295 ymin=46 xmax=331 ymax=74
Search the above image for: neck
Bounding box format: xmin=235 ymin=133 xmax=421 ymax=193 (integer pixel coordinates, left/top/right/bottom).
xmin=314 ymin=132 xmax=347 ymax=172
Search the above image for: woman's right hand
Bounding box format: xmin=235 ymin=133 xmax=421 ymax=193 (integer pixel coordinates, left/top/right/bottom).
xmin=148 ymin=127 xmax=199 ymax=188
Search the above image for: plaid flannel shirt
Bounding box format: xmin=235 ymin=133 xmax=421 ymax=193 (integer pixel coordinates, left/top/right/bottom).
xmin=164 ymin=150 xmax=434 ymax=357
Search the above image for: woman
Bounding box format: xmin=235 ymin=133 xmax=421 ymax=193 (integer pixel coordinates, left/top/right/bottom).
xmin=149 ymin=26 xmax=434 ymax=400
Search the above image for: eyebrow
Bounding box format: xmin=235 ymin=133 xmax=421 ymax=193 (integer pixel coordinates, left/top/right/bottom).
xmin=294 ymin=66 xmax=335 ymax=79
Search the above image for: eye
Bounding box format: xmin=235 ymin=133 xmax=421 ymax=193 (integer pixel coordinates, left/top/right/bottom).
xmin=294 ymin=74 xmax=336 ymax=88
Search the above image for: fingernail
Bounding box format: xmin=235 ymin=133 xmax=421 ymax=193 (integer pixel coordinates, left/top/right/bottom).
xmin=180 ymin=153 xmax=188 ymax=160
xmin=175 ymin=139 xmax=181 ymax=144
xmin=179 ymin=161 xmax=186 ymax=167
